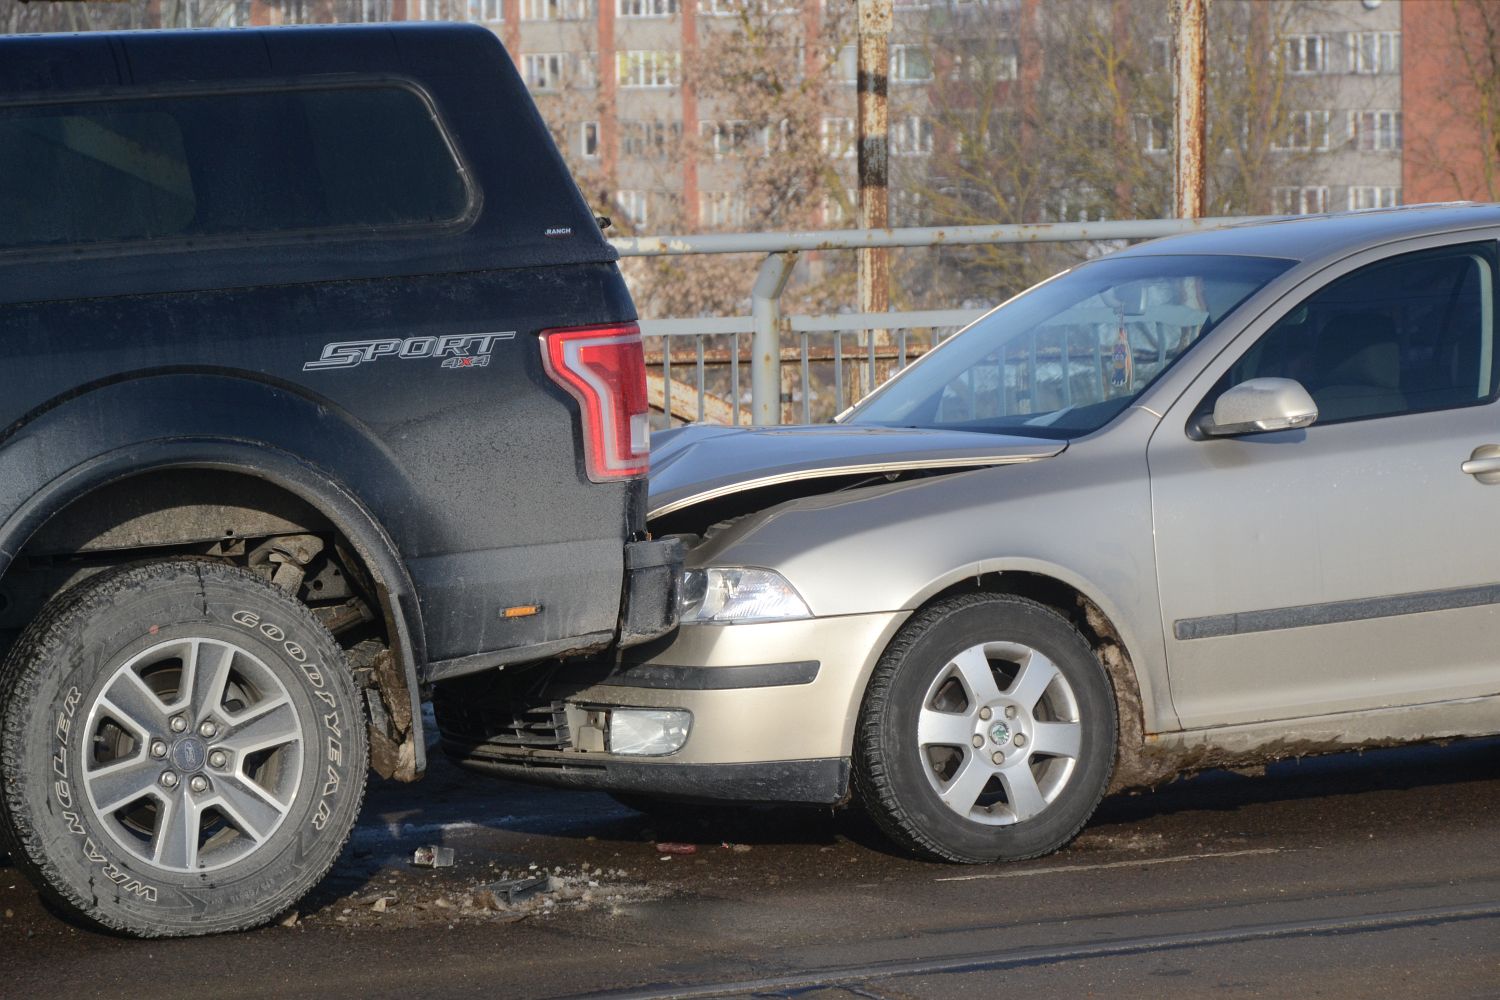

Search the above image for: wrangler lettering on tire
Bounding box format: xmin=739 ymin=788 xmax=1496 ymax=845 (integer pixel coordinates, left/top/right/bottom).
xmin=0 ymin=560 xmax=368 ymax=937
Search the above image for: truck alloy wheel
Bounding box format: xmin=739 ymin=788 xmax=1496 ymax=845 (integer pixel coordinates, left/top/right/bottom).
xmin=0 ymin=560 xmax=367 ymax=937
xmin=854 ymin=593 xmax=1117 ymax=864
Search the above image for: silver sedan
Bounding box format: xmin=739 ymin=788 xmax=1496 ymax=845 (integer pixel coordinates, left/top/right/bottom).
xmin=446 ymin=205 xmax=1500 ymax=864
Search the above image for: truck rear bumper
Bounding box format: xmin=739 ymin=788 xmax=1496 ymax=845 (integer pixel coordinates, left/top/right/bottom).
xmin=420 ymin=535 xmax=682 ymax=682
xmin=618 ymin=536 xmax=683 ymax=648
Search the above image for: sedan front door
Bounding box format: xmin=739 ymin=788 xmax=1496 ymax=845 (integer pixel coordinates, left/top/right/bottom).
xmin=1147 ymin=239 xmax=1500 ymax=729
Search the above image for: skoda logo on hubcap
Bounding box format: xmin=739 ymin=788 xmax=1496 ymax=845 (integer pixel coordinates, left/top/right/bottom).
xmin=171 ymin=737 xmax=207 ymax=773
xmin=988 ymin=721 xmax=1011 ymax=746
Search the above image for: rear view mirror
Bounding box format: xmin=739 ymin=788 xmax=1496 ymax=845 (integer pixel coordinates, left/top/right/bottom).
xmin=1198 ymin=377 xmax=1318 ymax=437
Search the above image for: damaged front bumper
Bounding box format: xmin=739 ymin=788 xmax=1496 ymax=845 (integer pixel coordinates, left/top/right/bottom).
xmin=435 ymin=611 xmax=907 ymax=805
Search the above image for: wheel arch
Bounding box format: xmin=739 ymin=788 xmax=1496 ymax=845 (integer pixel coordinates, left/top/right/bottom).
xmin=900 ymin=562 xmax=1178 ymax=791
xmin=0 ymin=440 xmax=428 ymax=779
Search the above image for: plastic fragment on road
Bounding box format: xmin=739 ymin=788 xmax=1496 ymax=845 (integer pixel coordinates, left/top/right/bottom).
xmin=654 ymin=842 xmax=697 ymax=855
xmin=412 ymin=845 xmax=456 ymax=868
xmin=476 ymin=875 xmax=550 ymax=908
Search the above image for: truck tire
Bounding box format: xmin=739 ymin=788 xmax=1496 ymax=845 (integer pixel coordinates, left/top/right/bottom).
xmin=0 ymin=560 xmax=367 ymax=937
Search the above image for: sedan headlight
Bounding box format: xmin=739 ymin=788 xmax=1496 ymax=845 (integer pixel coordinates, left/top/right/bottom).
xmin=678 ymin=567 xmax=812 ymax=624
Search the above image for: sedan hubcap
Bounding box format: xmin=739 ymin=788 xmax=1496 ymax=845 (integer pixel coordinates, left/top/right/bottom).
xmin=917 ymin=641 xmax=1082 ymax=826
xmin=80 ymin=637 xmax=305 ymax=874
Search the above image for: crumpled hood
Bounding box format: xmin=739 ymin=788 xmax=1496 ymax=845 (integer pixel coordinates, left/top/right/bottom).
xmin=648 ymin=423 xmax=1065 ymax=520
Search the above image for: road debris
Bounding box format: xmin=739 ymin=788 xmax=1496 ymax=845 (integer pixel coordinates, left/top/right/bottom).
xmin=412 ymin=846 xmax=456 ymax=868
xmin=655 ymin=842 xmax=698 ymax=856
xmin=476 ymin=875 xmax=550 ymax=908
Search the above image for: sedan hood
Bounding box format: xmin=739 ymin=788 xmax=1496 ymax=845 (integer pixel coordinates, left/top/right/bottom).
xmin=648 ymin=423 xmax=1064 ymax=520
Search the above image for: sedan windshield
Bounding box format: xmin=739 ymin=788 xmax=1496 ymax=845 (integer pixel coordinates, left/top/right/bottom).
xmin=847 ymin=254 xmax=1294 ymax=439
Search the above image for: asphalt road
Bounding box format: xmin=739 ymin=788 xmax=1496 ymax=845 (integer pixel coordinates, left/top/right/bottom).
xmin=3 ymin=736 xmax=1498 ymax=1000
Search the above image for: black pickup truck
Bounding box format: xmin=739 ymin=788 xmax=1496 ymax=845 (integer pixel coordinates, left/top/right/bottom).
xmin=0 ymin=23 xmax=679 ymax=937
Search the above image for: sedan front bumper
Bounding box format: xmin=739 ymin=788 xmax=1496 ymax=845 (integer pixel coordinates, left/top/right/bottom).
xmin=438 ymin=611 xmax=909 ymax=804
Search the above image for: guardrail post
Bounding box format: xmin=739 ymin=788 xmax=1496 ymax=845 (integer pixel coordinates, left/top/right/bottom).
xmin=750 ymin=250 xmax=799 ymax=425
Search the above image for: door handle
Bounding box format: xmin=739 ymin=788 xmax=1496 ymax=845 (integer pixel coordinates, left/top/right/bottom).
xmin=1463 ymin=444 xmax=1500 ymax=483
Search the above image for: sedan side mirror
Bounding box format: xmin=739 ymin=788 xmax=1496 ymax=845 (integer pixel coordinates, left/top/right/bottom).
xmin=1198 ymin=377 xmax=1319 ymax=437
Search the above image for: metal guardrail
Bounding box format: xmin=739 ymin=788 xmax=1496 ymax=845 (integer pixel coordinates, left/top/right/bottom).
xmin=611 ymin=217 xmax=1279 ymax=426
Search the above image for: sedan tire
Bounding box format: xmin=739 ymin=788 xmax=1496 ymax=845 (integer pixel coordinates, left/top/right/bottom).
xmin=854 ymin=593 xmax=1116 ymax=863
xmin=0 ymin=560 xmax=367 ymax=937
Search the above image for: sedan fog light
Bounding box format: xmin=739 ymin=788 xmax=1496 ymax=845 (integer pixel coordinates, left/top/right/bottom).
xmin=607 ymin=708 xmax=691 ymax=756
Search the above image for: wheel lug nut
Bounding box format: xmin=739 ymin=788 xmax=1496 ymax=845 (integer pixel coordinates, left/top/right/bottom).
xmin=1013 ymin=734 xmax=1027 ymax=748
xmin=970 ymin=735 xmax=984 ymax=749
xmin=199 ymin=721 xmax=218 ymax=739
xmin=160 ymin=771 xmax=179 ymax=789
xmin=209 ymin=750 xmax=228 ymax=769
xmin=169 ymin=716 xmax=188 ymax=733
xmin=978 ymin=707 xmax=992 ymax=720
xmin=1004 ymin=705 xmax=1018 ymax=719
xmin=150 ymin=740 xmax=168 ymax=759
xmin=189 ymin=776 xmax=209 ymax=794
xmin=991 ymin=751 xmax=1005 ymax=765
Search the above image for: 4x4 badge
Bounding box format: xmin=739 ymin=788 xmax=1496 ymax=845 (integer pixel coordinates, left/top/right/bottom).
xmin=303 ymin=332 xmax=515 ymax=372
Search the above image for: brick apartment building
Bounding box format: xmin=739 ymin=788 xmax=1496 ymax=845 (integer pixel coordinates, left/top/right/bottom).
xmin=3 ymin=0 xmax=1491 ymax=232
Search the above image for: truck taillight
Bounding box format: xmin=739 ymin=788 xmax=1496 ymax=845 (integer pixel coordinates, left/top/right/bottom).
xmin=541 ymin=321 xmax=650 ymax=482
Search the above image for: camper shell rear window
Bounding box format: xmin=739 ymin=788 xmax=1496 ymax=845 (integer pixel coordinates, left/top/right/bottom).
xmin=0 ymin=80 xmax=475 ymax=255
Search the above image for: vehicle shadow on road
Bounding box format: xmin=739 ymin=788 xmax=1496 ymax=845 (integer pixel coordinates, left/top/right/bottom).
xmin=1090 ymin=736 xmax=1500 ymax=829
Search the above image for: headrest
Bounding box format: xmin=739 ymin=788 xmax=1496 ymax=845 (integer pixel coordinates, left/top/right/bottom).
xmin=1316 ymin=313 xmax=1401 ymax=390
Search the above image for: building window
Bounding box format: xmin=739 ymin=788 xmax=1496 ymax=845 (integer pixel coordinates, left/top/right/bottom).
xmin=523 ymin=53 xmax=565 ymax=91
xmin=615 ymin=190 xmax=650 ymax=227
xmin=950 ymin=47 xmax=1017 ymax=82
xmin=620 ymin=120 xmax=682 ymax=157
xmin=1149 ymin=37 xmax=1170 ymax=75
xmin=701 ymin=120 xmax=765 ymax=158
xmin=1047 ymin=188 xmax=1106 ymax=222
xmin=1351 ymin=110 xmax=1402 ymax=151
xmin=893 ymin=189 xmax=927 ymax=225
xmin=581 ymin=121 xmax=599 ymax=158
xmin=699 ymin=0 xmax=797 ymax=13
xmin=699 ymin=191 xmax=747 ymax=227
xmin=466 ymin=0 xmax=503 ymax=20
xmin=891 ymin=116 xmax=934 ymax=156
xmin=1275 ymin=186 xmax=1329 ymax=215
xmin=1350 ymin=31 xmax=1400 ymax=74
xmin=523 ymin=0 xmax=592 ymax=18
xmin=1283 ymin=34 xmax=1326 ymax=74
xmin=618 ymin=0 xmax=678 ymax=16
xmin=890 ymin=45 xmax=934 ymax=82
xmin=617 ymin=51 xmax=681 ymax=88
xmin=820 ymin=116 xmax=855 ymax=157
xmin=834 ymin=45 xmax=857 ymax=84
xmin=414 ymin=0 xmax=450 ymax=19
xmin=360 ymin=0 xmax=396 ymax=20
xmin=1347 ymin=186 xmax=1400 ymax=210
xmin=822 ymin=190 xmax=853 ymax=227
xmin=1273 ymin=110 xmax=1331 ymax=152
xmin=1134 ymin=113 xmax=1170 ymax=153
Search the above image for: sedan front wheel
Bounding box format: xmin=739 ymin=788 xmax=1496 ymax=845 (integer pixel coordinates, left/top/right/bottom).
xmin=854 ymin=593 xmax=1116 ymax=863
